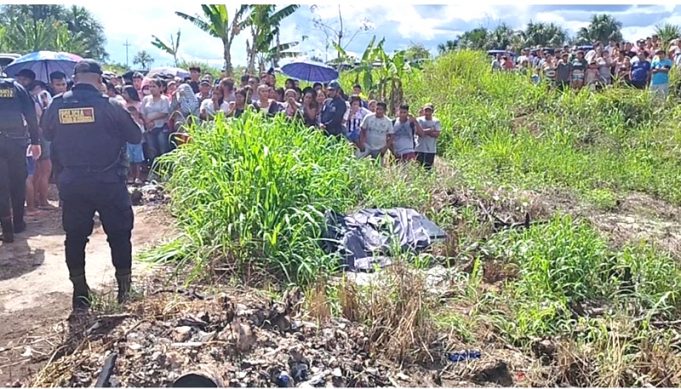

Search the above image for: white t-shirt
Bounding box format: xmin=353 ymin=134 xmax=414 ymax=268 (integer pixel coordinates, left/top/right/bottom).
xmin=140 ymin=95 xmax=171 ymax=128
xmin=360 ymin=113 xmax=393 ymax=151
xmin=416 ymin=116 xmax=441 ymax=153
xmin=389 ymin=119 xmax=416 ymax=156
xmin=200 ymin=99 xmax=229 ymax=117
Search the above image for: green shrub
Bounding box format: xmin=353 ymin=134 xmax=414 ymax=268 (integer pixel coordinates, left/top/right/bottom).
xmin=155 ymin=112 xmax=365 ymax=283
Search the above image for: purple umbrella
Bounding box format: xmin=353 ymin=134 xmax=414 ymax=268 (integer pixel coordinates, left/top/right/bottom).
xmin=281 ymin=60 xmax=339 ymax=83
xmin=4 ymin=51 xmax=84 ymax=82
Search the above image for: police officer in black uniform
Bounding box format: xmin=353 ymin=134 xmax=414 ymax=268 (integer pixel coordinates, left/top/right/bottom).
xmin=40 ymin=60 xmax=142 ymax=312
xmin=0 ymin=76 xmax=42 ymax=242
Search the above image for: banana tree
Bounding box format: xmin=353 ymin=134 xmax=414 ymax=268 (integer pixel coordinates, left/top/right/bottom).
xmin=243 ymin=5 xmax=299 ymax=73
xmin=334 ymin=35 xmax=381 ymax=95
xmin=176 ymin=5 xmax=250 ymax=76
xmin=54 ymin=22 xmax=86 ymax=54
xmin=374 ymin=48 xmax=410 ymax=115
xmin=258 ymin=41 xmax=299 ymax=73
xmin=151 ymin=30 xmax=181 ymax=66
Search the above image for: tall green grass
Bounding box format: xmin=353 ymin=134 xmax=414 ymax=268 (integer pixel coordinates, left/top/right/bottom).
xmin=151 ymin=112 xmax=442 ymax=283
xmin=154 ymin=112 xmax=363 ymax=282
xmin=481 ymin=216 xmax=681 ymax=342
xmin=403 ymin=50 xmax=681 ymax=204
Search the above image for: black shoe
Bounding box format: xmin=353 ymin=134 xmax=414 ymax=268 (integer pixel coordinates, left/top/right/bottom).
xmin=70 ymin=274 xmax=91 ymax=311
xmin=115 ymin=270 xmax=132 ymax=304
xmin=0 ymin=217 xmax=14 ymax=243
xmin=13 ymin=220 xmax=26 ymax=234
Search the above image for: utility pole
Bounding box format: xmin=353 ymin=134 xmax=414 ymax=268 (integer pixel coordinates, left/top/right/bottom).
xmin=124 ymin=39 xmax=131 ymax=68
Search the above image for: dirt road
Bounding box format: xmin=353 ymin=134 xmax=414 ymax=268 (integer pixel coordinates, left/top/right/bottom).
xmin=0 ymin=199 xmax=174 ymax=385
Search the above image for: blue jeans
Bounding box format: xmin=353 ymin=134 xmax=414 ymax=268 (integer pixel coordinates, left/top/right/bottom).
xmin=145 ymin=125 xmax=170 ymax=160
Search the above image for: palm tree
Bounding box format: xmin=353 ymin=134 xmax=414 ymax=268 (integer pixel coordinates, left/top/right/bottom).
xmin=133 ymin=50 xmax=154 ymax=69
xmin=458 ymin=27 xmax=489 ymax=50
xmin=243 ymin=5 xmax=299 ymax=73
xmin=437 ymin=39 xmax=458 ymax=55
xmin=486 ymin=23 xmax=516 ymax=50
xmin=524 ymin=21 xmax=568 ymax=48
xmin=3 ymin=18 xmax=56 ymax=53
xmin=654 ymin=23 xmax=681 ymax=48
xmin=576 ymin=14 xmax=623 ymax=45
xmin=0 ymin=4 xmax=108 ymax=60
xmin=63 ymin=5 xmax=108 ymax=60
xmin=151 ymin=30 xmax=181 ymax=66
xmin=176 ymin=5 xmax=250 ymax=76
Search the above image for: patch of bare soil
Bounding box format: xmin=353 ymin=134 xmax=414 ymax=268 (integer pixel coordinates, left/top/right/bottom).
xmin=536 ymin=189 xmax=681 ymax=258
xmin=0 ymin=187 xmax=176 ymax=386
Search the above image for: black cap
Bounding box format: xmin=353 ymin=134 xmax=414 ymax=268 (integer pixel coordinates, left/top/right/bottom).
xmin=200 ymin=79 xmax=210 ymax=86
xmin=73 ymin=59 xmax=103 ymax=75
xmin=17 ymin=69 xmax=36 ymax=80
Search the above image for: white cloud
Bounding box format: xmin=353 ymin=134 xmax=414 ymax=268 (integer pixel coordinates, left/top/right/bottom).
xmin=533 ymin=12 xmax=590 ymax=34
xmin=59 ymin=2 xmax=681 ymax=69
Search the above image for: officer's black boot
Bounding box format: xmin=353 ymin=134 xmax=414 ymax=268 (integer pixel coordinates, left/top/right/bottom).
xmin=115 ymin=269 xmax=132 ymax=304
xmin=12 ymin=203 xmax=26 ymax=234
xmin=13 ymin=219 xmax=26 ymax=234
xmin=0 ymin=217 xmax=14 ymax=243
xmin=70 ymin=273 xmax=91 ymax=311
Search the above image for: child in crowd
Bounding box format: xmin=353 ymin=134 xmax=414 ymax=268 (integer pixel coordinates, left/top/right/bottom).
xmin=126 ymin=106 xmax=146 ymax=185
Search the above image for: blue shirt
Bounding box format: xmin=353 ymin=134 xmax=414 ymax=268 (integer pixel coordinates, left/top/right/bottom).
xmin=651 ymin=58 xmax=673 ymax=85
xmin=630 ymin=60 xmax=650 ymax=82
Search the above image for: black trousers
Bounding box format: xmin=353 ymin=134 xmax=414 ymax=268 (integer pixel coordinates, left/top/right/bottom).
xmin=416 ymin=152 xmax=435 ymax=170
xmin=58 ymin=179 xmax=134 ymax=277
xmin=0 ymin=137 xmax=27 ymax=222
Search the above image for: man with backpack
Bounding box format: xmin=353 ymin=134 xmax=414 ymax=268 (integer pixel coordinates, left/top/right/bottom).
xmin=388 ymin=103 xmax=422 ymax=162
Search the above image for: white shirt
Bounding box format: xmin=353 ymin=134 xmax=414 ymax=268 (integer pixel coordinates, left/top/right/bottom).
xmin=416 ymin=116 xmax=441 ymax=153
xmin=200 ymin=99 xmax=229 ymax=117
xmin=360 ymin=113 xmax=393 ymax=151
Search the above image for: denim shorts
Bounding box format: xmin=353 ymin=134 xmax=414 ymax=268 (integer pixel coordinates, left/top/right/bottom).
xmin=26 ymin=156 xmax=36 ymax=176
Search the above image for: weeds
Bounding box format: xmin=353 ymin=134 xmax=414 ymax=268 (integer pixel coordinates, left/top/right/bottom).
xmin=404 ymin=50 xmax=681 ymax=205
xmin=140 ymin=49 xmax=681 ymax=387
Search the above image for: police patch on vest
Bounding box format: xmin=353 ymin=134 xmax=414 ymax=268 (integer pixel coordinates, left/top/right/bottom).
xmin=0 ymin=88 xmax=14 ymax=98
xmin=58 ymin=108 xmax=95 ymax=124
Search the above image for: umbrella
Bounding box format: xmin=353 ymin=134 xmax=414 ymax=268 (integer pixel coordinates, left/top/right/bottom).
xmin=4 ymin=51 xmax=83 ymax=82
xmin=147 ymin=67 xmax=190 ymax=79
xmin=280 ymin=60 xmax=339 ymax=83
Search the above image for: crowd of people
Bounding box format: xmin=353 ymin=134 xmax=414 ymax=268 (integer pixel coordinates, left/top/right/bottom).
xmin=92 ymin=66 xmax=441 ymax=175
xmin=9 ymin=64 xmax=441 ymax=220
xmin=491 ymin=35 xmax=679 ymax=97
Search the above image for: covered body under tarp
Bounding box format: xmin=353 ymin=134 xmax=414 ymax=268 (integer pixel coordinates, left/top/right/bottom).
xmin=322 ymin=208 xmax=447 ymax=271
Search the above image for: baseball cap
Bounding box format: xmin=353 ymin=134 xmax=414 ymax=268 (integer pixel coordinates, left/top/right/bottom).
xmin=423 ymin=103 xmax=434 ymax=111
xmin=200 ymin=79 xmax=210 ymax=86
xmin=327 ymin=80 xmax=341 ymax=90
xmin=73 ymin=59 xmax=103 ymax=75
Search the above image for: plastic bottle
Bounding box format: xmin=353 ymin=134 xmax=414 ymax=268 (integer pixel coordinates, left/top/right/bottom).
xmin=447 ymin=349 xmax=481 ymax=363
xmin=276 ymin=371 xmax=292 ymax=387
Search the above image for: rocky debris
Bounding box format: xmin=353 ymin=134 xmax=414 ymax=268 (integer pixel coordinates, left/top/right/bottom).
xmin=36 ymin=284 xmax=451 ymax=388
xmin=128 ymin=183 xmax=169 ymax=206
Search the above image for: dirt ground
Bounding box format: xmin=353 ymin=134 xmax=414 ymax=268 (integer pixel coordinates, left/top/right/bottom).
xmin=0 ymin=193 xmax=174 ymax=386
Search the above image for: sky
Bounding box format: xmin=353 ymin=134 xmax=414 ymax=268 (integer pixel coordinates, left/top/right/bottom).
xmin=63 ymin=2 xmax=681 ymax=69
